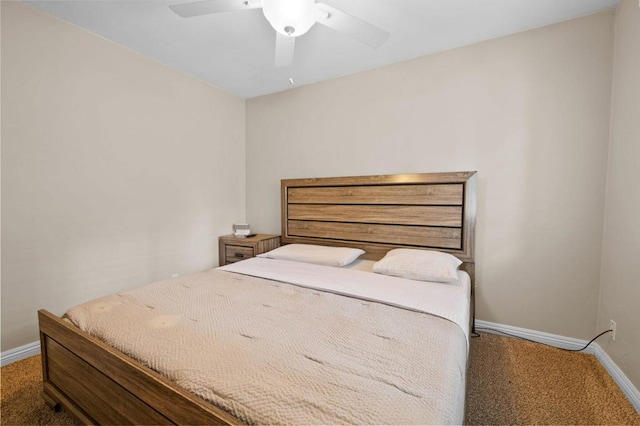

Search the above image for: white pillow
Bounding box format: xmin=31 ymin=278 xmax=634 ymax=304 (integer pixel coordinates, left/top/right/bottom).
xmin=372 ymin=249 xmax=462 ymax=283
xmin=258 ymin=244 xmax=365 ymax=267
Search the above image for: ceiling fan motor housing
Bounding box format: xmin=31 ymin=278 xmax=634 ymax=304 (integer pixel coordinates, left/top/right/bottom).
xmin=262 ymin=0 xmax=317 ymax=37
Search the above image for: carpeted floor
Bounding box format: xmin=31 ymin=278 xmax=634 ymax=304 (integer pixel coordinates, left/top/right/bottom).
xmin=466 ymin=332 xmax=640 ymax=425
xmin=0 ymin=355 xmax=76 ymax=425
xmin=1 ymin=332 xmax=639 ymax=425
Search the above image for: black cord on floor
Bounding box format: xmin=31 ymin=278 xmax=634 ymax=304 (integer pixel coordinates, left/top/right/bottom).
xmin=474 ymin=327 xmax=612 ymax=352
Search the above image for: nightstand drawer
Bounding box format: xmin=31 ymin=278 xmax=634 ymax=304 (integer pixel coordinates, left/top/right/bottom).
xmin=219 ymin=234 xmax=280 ymax=266
xmin=225 ymin=245 xmax=254 ymax=263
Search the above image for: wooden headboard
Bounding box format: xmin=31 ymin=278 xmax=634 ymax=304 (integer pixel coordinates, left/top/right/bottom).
xmin=281 ymin=171 xmax=477 ymax=261
xmin=281 ymin=171 xmax=477 ymax=330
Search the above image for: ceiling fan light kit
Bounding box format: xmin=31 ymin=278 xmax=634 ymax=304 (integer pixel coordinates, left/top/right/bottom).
xmin=262 ymin=0 xmax=316 ymax=36
xmin=169 ymin=0 xmax=390 ymax=67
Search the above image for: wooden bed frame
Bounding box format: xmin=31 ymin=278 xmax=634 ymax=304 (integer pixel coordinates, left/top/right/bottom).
xmin=38 ymin=171 xmax=477 ymax=425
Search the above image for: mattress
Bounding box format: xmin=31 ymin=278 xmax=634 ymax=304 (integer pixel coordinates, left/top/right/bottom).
xmin=65 ymin=257 xmax=470 ymax=424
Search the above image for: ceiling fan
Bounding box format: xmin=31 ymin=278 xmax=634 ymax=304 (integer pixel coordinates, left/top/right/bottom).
xmin=169 ymin=0 xmax=390 ymax=67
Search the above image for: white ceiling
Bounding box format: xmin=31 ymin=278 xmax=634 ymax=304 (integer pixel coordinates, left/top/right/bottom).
xmin=25 ymin=0 xmax=618 ymax=99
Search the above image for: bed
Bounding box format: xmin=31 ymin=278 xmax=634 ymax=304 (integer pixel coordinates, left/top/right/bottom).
xmin=38 ymin=171 xmax=477 ymax=425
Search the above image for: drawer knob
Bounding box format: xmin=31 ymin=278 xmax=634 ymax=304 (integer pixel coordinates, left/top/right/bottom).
xmin=235 ymin=253 xmax=245 ymax=258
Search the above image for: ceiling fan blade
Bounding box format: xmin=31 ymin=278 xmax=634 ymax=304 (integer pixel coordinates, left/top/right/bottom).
xmin=169 ymin=0 xmax=261 ymax=18
xmin=275 ymin=32 xmax=295 ymax=67
xmin=315 ymin=2 xmax=389 ymax=49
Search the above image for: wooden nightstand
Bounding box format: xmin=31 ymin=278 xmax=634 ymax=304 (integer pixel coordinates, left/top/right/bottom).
xmin=218 ymin=234 xmax=281 ymax=266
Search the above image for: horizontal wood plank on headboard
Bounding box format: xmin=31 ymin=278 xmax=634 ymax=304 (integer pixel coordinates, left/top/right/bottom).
xmin=287 ymin=184 xmax=463 ymax=205
xmin=281 ymin=172 xmax=477 ymax=262
xmin=288 ymin=205 xmax=463 ymax=227
xmin=287 ymin=221 xmax=462 ymax=249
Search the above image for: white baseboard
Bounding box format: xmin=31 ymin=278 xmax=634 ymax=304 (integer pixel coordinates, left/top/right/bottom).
xmin=592 ymin=343 xmax=640 ymax=412
xmin=0 ymin=341 xmax=41 ymax=367
xmin=475 ymin=319 xmax=597 ymax=352
xmin=475 ymin=319 xmax=640 ymax=412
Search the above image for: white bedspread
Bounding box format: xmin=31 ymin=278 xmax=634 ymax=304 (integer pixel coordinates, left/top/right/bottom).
xmin=221 ymin=257 xmax=471 ymax=341
xmin=66 ymin=260 xmax=469 ymax=425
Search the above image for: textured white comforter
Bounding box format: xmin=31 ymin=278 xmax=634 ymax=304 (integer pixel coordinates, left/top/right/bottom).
xmin=66 ymin=258 xmax=469 ymax=425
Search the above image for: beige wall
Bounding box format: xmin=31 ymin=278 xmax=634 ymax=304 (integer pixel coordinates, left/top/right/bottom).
xmin=246 ymin=12 xmax=615 ymax=340
xmin=1 ymin=2 xmax=246 ymax=351
xmin=3 ymin=2 xmax=636 ymax=392
xmin=598 ymin=0 xmax=640 ymax=390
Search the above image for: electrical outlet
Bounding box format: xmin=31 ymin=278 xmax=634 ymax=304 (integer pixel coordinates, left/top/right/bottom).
xmin=610 ymin=320 xmax=617 ymax=341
